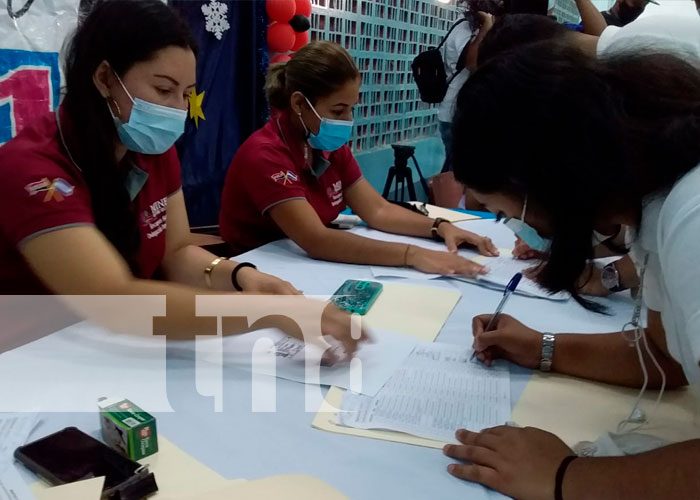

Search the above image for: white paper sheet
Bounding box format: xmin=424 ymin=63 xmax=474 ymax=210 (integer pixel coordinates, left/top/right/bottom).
xmin=0 ymin=413 xmax=40 ymax=468
xmin=0 ymin=413 xmax=41 ymax=500
xmin=34 ymin=477 xmax=105 ymax=500
xmin=0 ymin=323 xmax=177 ymax=413
xmin=337 ymin=343 xmax=511 ymax=442
xmin=0 ymin=466 xmax=36 ymax=500
xmin=468 ymin=250 xmax=569 ymax=300
xmin=197 ymin=328 xmax=417 ymax=397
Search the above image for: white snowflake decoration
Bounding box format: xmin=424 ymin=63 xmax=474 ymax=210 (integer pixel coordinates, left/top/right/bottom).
xmin=202 ymin=0 xmax=230 ymax=40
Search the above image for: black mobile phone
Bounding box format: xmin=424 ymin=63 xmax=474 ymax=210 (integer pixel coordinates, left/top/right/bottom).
xmin=14 ymin=427 xmax=157 ymax=500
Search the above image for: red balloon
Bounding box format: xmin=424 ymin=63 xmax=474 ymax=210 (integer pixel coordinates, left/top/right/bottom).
xmin=267 ymin=22 xmax=296 ymax=53
xmin=271 ymin=54 xmax=292 ymax=64
xmin=295 ymin=0 xmax=312 ymax=17
xmin=266 ymin=0 xmax=296 ymax=23
xmin=292 ymin=30 xmax=308 ymax=51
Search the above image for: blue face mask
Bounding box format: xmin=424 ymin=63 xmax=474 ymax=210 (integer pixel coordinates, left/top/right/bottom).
xmin=302 ymin=96 xmax=353 ymax=152
xmin=504 ymin=196 xmax=552 ymax=252
xmin=110 ymin=73 xmax=187 ymax=155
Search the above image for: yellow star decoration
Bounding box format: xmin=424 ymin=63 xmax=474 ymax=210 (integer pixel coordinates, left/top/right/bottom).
xmin=188 ymin=88 xmax=206 ymax=128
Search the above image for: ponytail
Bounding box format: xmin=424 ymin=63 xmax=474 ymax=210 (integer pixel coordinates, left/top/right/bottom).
xmin=264 ymin=41 xmax=360 ymax=109
xmin=265 ymin=62 xmax=289 ymax=110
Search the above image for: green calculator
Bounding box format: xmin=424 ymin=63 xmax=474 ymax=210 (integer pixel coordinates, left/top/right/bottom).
xmin=331 ymin=280 xmax=383 ymax=315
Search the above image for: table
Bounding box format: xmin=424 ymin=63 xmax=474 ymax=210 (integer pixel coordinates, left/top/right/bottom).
xmin=3 ymin=219 xmax=635 ymax=499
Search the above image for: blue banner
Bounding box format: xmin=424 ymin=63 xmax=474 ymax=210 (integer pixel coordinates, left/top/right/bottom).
xmin=171 ymin=0 xmax=269 ymax=227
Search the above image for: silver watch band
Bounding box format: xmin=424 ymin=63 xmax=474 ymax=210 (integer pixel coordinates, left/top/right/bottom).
xmin=539 ymin=333 xmax=556 ymax=372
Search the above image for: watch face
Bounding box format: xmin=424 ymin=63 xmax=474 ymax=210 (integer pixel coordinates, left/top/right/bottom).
xmin=601 ymin=265 xmax=619 ymax=289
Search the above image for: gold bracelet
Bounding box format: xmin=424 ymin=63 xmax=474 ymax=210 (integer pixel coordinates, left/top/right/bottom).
xmin=403 ymin=244 xmax=411 ymax=267
xmin=204 ymin=257 xmax=225 ymax=289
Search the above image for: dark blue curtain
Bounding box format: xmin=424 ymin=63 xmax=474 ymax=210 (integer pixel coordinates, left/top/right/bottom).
xmin=171 ymin=0 xmax=269 ymax=228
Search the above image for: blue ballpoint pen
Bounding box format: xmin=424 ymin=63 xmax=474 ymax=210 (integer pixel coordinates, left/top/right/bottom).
xmin=470 ymin=272 xmax=523 ymax=361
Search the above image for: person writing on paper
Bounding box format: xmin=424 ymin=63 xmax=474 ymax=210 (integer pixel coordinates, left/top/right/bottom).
xmin=475 ymin=12 xmax=700 ymax=296
xmin=441 ymin=43 xmax=700 ymax=498
xmin=218 ymin=41 xmax=498 ymax=277
xmin=0 ymin=0 xmax=366 ymax=355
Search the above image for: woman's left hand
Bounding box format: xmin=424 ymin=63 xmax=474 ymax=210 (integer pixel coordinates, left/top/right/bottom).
xmin=443 ymin=426 xmax=574 ymax=500
xmin=439 ymin=224 xmax=499 ymax=257
xmin=237 ymin=268 xmax=302 ymax=295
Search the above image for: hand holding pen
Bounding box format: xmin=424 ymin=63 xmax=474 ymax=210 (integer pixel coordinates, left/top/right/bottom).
xmin=470 ymin=272 xmax=522 ymax=364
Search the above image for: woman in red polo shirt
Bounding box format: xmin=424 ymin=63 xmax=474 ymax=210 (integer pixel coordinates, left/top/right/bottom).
xmin=0 ymin=0 xmax=365 ymax=354
xmin=219 ymin=41 xmax=498 ymax=276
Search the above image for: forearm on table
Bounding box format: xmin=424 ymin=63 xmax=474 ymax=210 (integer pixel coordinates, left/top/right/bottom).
xmin=550 ymin=331 xmax=687 ymax=389
xmin=74 ymin=278 xmax=299 ymax=340
xmin=299 ymin=228 xmax=412 ymax=266
xmin=564 ymin=440 xmax=700 ymax=499
xmin=616 ymin=255 xmax=640 ymax=289
xmin=160 ymin=244 xmax=253 ymax=291
xmin=578 ymin=256 xmax=639 ymax=295
xmin=364 ymin=203 xmax=433 ymax=238
xmin=577 ymin=266 xmax=608 ymax=296
xmin=593 ymin=245 xmax=619 ymax=258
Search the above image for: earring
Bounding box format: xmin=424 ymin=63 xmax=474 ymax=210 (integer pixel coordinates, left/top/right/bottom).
xmin=107 ymin=96 xmax=121 ymax=117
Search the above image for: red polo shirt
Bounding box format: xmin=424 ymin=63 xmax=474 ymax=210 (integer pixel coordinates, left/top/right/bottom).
xmin=219 ymin=109 xmax=363 ymax=254
xmin=0 ymin=108 xmax=182 ymax=294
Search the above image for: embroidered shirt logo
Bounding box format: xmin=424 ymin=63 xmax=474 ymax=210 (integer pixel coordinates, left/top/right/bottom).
xmin=327 ymin=180 xmax=343 ymax=207
xmin=141 ymin=196 xmax=168 ymax=239
xmin=271 ymin=170 xmax=299 ymax=185
xmin=25 ymin=178 xmax=75 ymax=202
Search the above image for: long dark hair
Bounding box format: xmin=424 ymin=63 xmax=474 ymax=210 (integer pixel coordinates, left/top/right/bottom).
xmin=477 ymin=14 xmax=571 ymax=67
xmin=62 ymin=0 xmax=196 ymax=273
xmin=452 ymin=42 xmax=700 ymax=309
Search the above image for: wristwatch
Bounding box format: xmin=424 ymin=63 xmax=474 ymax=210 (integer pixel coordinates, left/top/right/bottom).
xmin=539 ymin=333 xmax=556 ymax=372
xmin=431 ymin=218 xmax=450 ymax=241
xmin=601 ymin=262 xmax=626 ymax=293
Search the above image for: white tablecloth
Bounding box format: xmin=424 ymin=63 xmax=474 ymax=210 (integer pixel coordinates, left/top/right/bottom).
xmin=3 ymin=220 xmax=635 ymax=499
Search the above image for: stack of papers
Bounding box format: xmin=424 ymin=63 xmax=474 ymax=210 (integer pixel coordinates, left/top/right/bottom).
xmin=372 ymin=250 xmax=569 ymax=301
xmin=197 ymin=328 xmax=418 ymax=397
xmin=336 ymin=343 xmax=511 ymax=443
xmin=0 ymin=413 xmax=41 ymax=500
xmin=466 ymin=250 xmax=569 ymax=301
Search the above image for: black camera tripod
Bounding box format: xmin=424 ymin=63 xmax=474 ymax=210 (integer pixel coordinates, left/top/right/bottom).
xmin=381 ymin=144 xmax=430 ymax=202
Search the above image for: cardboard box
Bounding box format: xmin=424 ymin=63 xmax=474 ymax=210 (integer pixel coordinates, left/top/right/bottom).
xmin=98 ymin=397 xmax=158 ymax=460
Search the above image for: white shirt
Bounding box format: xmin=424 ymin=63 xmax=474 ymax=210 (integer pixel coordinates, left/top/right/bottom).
xmin=629 ymin=165 xmax=700 ymax=383
xmin=597 ymin=13 xmax=700 ymax=64
xmin=438 ymin=20 xmax=473 ymax=123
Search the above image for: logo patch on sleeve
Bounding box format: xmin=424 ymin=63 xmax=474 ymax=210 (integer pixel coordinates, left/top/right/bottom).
xmin=271 ymin=170 xmax=299 ymax=185
xmin=25 ymin=177 xmax=75 ymax=202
